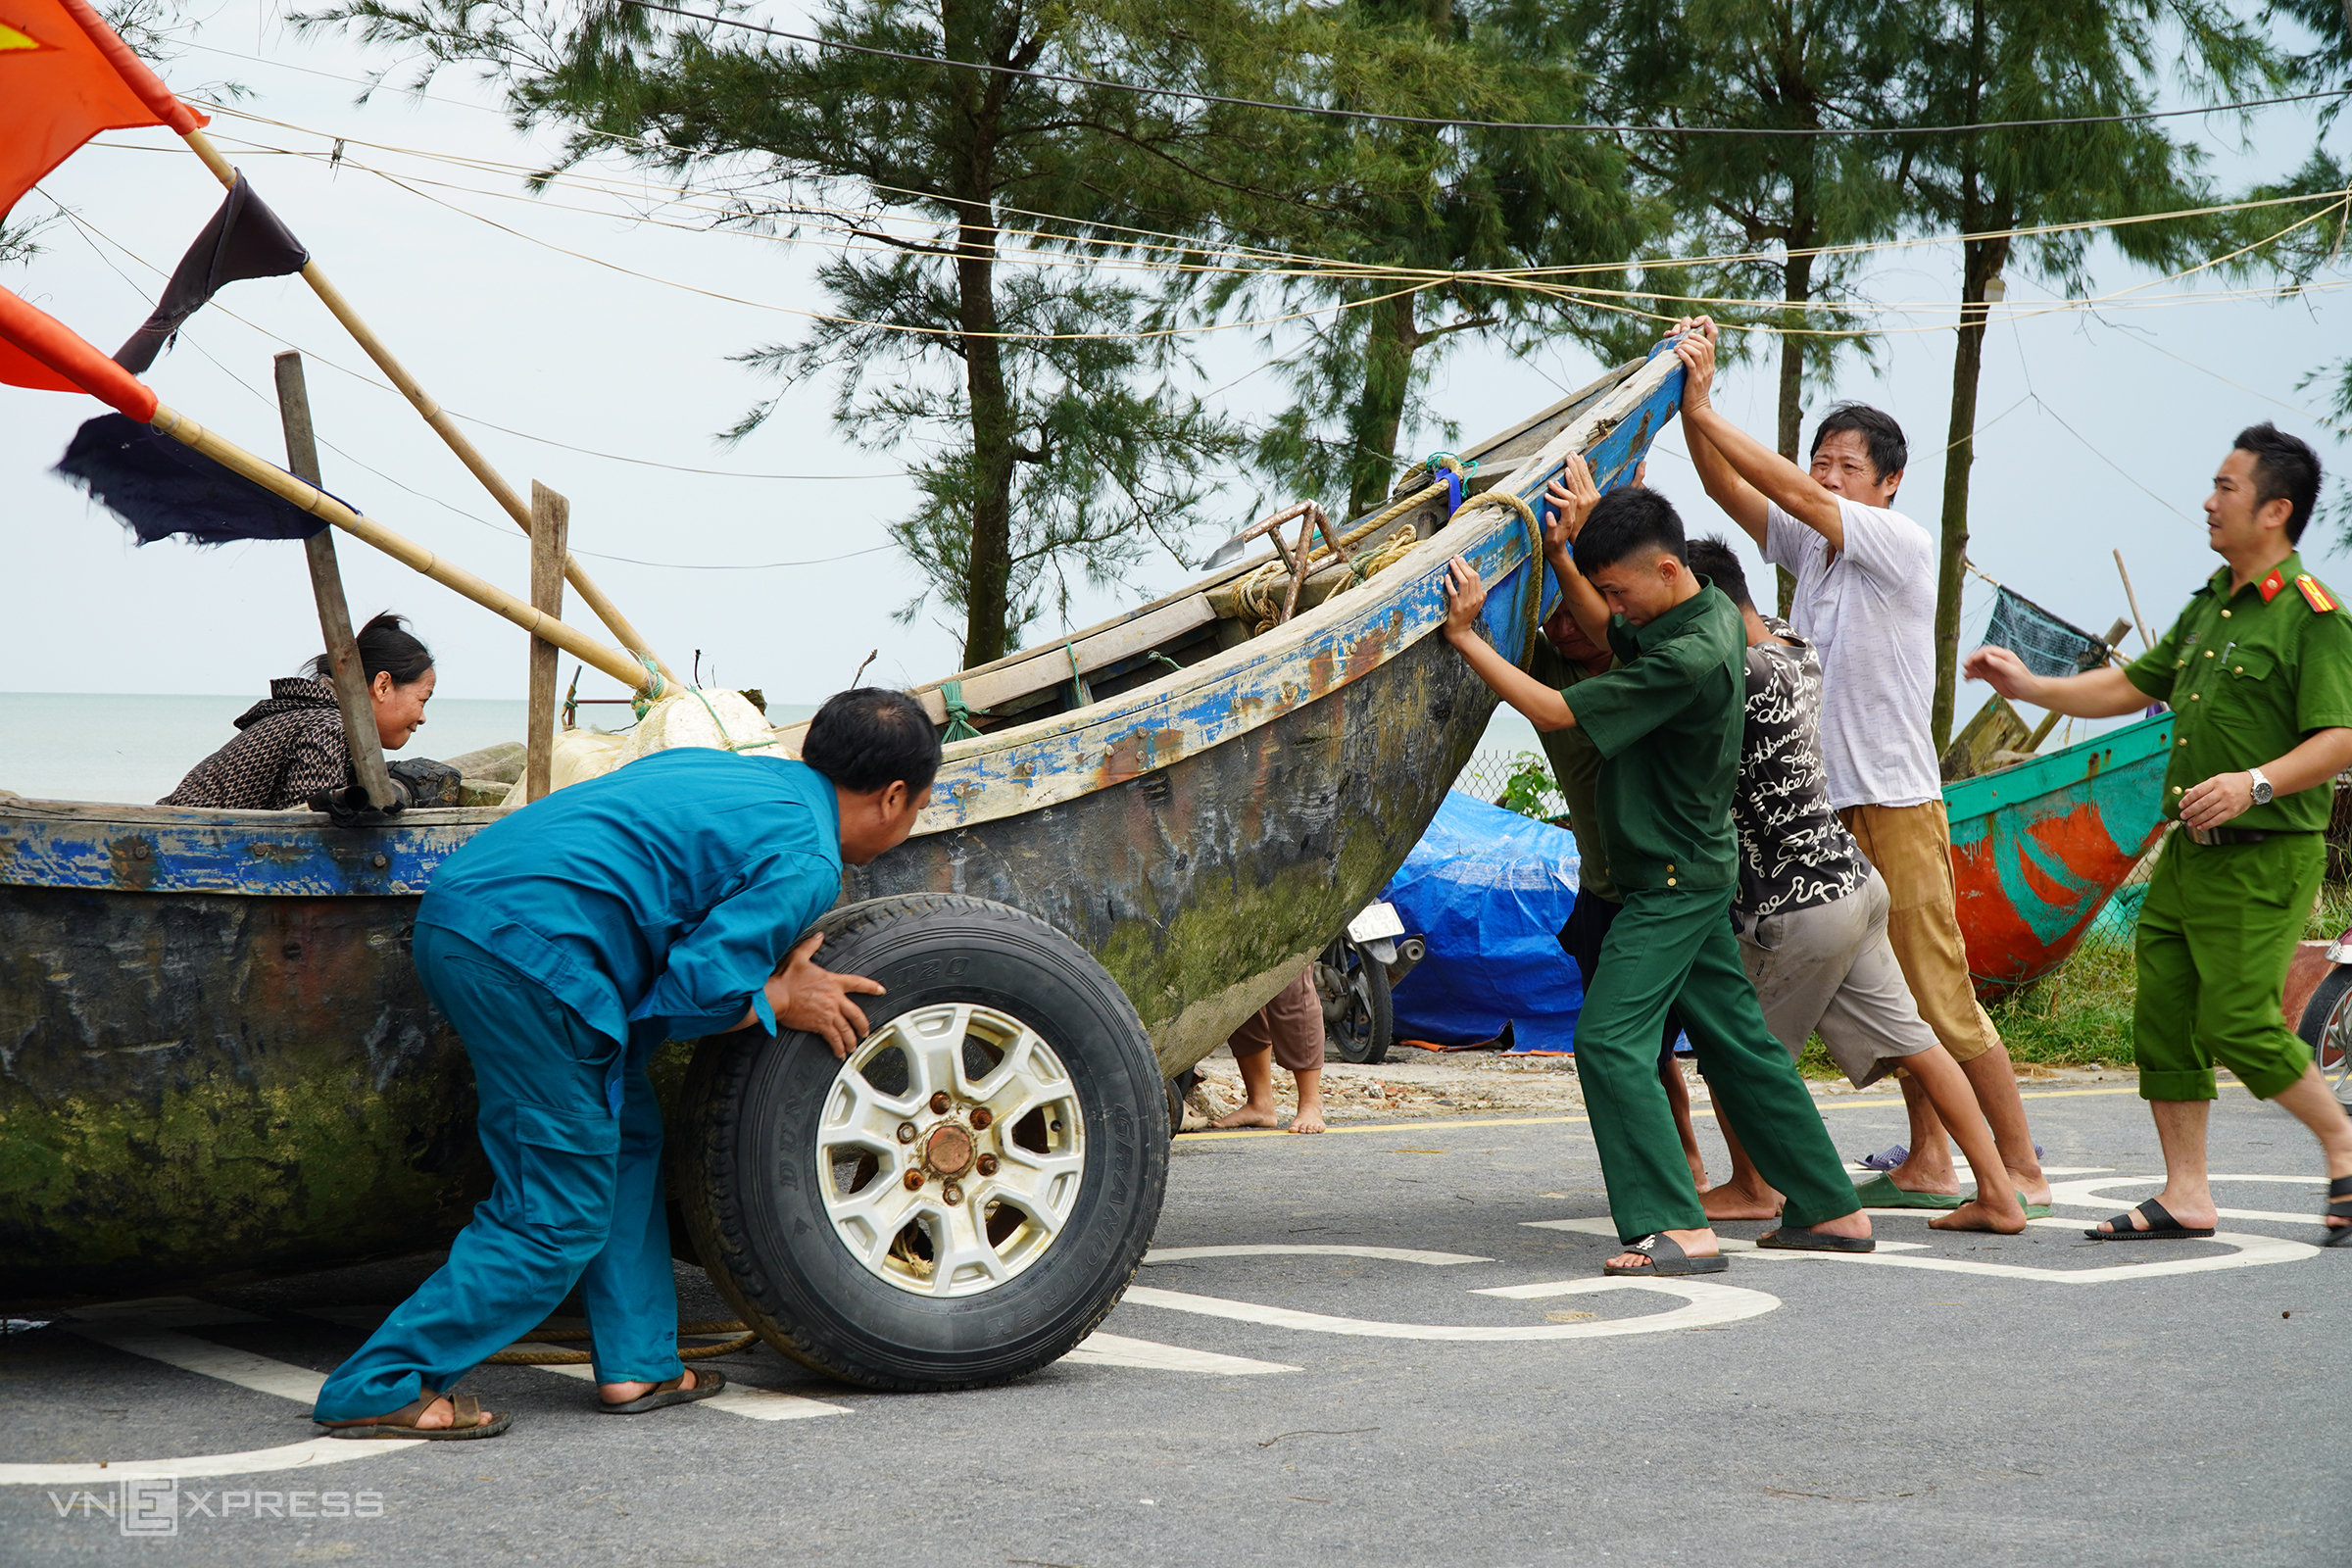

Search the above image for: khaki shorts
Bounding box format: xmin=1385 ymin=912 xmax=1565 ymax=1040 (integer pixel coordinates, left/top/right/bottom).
xmin=1838 ymin=801 xmax=2001 ymax=1064
xmin=1738 ymin=870 xmax=1940 ymax=1088
xmin=1228 ymin=969 xmax=1325 ymax=1072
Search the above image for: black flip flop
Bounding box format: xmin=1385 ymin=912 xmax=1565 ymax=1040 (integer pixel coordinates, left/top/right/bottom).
xmin=2084 ymin=1197 xmax=2214 ymax=1240
xmin=1602 ymin=1233 xmax=1728 ymax=1277
xmin=597 ymin=1367 xmax=728 ymax=1414
xmin=2323 ymin=1175 xmax=2352 ymax=1249
xmin=1757 ymin=1223 xmax=1875 ymax=1253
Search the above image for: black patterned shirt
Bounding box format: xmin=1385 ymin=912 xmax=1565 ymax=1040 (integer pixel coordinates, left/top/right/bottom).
xmin=160 ymin=677 xmax=353 ymax=809
xmin=1733 ymin=618 xmax=1871 ymax=919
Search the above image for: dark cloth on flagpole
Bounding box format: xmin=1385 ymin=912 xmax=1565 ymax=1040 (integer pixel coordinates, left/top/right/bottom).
xmin=56 ymin=413 xmax=336 ymax=545
xmin=113 ymin=173 xmax=309 ymax=373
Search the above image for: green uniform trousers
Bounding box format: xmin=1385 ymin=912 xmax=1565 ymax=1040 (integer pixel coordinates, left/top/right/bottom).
xmin=1579 ymin=884 xmax=1861 ymax=1241
xmin=2132 ymin=828 xmax=2323 ymax=1102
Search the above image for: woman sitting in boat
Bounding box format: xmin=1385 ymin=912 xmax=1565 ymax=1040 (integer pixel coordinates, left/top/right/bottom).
xmin=160 ymin=612 xmax=436 ymax=809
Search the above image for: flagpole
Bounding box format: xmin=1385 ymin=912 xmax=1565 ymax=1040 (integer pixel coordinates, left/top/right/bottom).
xmin=176 ymin=126 xmax=681 ymax=689
xmin=145 ymin=398 xmax=657 ymax=695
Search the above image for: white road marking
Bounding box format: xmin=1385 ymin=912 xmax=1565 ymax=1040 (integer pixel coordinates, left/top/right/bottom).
xmin=1123 ymin=1277 xmax=1778 ymax=1341
xmin=0 ymin=1440 xmax=417 ymax=1486
xmin=1063 ymin=1332 xmax=1298 ymax=1375
xmin=1144 ymin=1245 xmax=1490 ymax=1266
xmin=526 ymin=1363 xmax=849 ymax=1421
xmin=70 ymin=1326 xmax=329 ymax=1406
xmin=1729 ymin=1217 xmax=2320 ymax=1281
xmin=1522 ymin=1216 xmax=1930 ymax=1251
xmin=2049 ymin=1173 xmax=2336 ymax=1227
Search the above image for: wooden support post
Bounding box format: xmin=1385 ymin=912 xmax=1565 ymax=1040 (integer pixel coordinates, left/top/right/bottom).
xmin=526 ymin=482 xmax=570 ymax=804
xmin=2114 ymin=550 xmax=2155 ymax=651
xmin=2024 ymin=618 xmax=2133 ymax=752
xmin=274 ymin=352 xmax=400 ymax=810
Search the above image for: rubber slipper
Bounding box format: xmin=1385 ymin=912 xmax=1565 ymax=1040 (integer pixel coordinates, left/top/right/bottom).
xmin=1855 ymin=1144 xmax=1908 ymax=1171
xmin=1602 ymin=1234 xmax=1727 ymax=1277
xmin=319 ymin=1392 xmax=509 ymax=1441
xmin=1757 ymin=1223 xmax=1875 ymax=1253
xmin=2016 ymin=1194 xmax=2052 ymax=1220
xmin=2083 ymin=1197 xmax=2213 ymax=1240
xmin=2323 ymin=1175 xmax=2352 ymax=1248
xmin=598 ymin=1367 xmax=727 ymax=1414
xmin=1850 ymin=1173 xmax=1964 ymax=1210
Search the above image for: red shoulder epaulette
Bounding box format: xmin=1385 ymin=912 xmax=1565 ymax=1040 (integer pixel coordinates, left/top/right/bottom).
xmin=2259 ymin=567 xmax=2285 ymax=602
xmin=2298 ymin=573 xmax=2339 ymax=613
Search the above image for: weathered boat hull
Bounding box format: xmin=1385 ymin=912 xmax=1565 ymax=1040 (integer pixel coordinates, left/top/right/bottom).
xmin=1946 ymin=712 xmax=2176 ymax=999
xmin=2 ymin=351 xmax=1684 ymax=1303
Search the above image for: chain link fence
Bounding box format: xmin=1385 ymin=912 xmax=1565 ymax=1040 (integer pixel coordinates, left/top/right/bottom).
xmin=1455 ymin=747 xmax=1567 ymax=822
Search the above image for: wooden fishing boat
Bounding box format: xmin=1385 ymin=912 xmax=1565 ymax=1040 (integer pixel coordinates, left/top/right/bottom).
xmin=0 ymin=349 xmax=1686 ymax=1365
xmin=1944 ymin=710 xmax=2177 ymax=999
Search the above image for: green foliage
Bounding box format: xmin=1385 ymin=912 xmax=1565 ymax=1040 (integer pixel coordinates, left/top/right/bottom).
xmin=300 ymin=0 xmax=1257 ymax=663
xmin=1497 ymin=751 xmax=1564 ymax=819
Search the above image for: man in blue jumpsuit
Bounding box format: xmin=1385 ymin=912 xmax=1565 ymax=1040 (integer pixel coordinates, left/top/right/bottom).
xmin=315 ymin=687 xmax=941 ymax=1439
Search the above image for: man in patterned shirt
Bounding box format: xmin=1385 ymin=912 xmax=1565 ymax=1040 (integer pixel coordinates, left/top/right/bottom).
xmin=1683 ymin=538 xmax=2026 ymax=1234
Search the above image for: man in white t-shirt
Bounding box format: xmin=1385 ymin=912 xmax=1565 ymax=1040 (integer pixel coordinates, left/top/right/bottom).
xmin=1668 ymin=317 xmax=2051 ymax=1212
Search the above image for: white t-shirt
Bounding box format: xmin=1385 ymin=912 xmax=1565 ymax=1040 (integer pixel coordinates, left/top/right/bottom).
xmin=1762 ymin=497 xmax=1941 ymax=809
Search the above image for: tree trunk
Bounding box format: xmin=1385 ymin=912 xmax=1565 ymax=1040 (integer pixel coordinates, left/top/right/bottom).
xmin=945 ymin=0 xmax=1015 ymax=666
xmin=1347 ymin=290 xmax=1421 ymax=520
xmin=1773 ymin=247 xmax=1813 ymax=616
xmin=1933 ymin=231 xmax=2008 ymax=754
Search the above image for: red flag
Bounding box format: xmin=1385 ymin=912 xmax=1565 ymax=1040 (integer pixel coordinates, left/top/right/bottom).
xmin=0 ymin=283 xmax=159 ymax=419
xmin=0 ymin=0 xmax=210 ymax=222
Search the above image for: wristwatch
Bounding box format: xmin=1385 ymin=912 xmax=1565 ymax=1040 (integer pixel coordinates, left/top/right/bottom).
xmin=2247 ymin=767 xmax=2275 ymax=806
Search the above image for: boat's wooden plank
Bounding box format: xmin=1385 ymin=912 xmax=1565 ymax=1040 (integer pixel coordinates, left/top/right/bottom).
xmin=0 ymin=804 xmax=504 ymax=896
xmin=909 ymin=595 xmax=1218 ymax=726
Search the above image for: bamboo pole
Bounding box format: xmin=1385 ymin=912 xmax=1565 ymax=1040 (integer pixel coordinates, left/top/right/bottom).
xmin=2114 ymin=550 xmax=2155 ymax=651
xmin=177 ymin=127 xmax=679 ymax=686
xmin=145 ymin=400 xmax=653 ymax=693
xmin=526 ymin=482 xmax=569 ymax=804
xmin=275 ymin=352 xmax=402 ymax=810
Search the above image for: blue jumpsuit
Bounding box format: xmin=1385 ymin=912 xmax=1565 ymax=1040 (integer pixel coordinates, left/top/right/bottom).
xmin=313 ymin=748 xmax=843 ymax=1419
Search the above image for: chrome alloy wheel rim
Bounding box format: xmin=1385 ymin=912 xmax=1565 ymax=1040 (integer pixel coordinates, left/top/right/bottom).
xmin=817 ymin=1003 xmax=1087 ymax=1297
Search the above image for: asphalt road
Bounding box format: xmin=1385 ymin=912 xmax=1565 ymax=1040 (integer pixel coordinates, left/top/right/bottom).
xmin=7 ymin=1080 xmax=2347 ymax=1567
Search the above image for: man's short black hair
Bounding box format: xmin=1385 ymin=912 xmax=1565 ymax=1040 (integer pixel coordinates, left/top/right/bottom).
xmin=1571 ymin=486 xmax=1687 ymax=578
xmin=2233 ymin=421 xmax=2324 ymax=545
xmin=1685 ymin=535 xmax=1751 ymax=609
xmin=802 ymin=687 xmax=942 ymax=797
xmin=1810 ymin=402 xmax=1908 ymax=483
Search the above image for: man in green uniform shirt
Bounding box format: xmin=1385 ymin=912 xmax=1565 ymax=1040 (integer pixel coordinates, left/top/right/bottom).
xmin=1967 ymin=423 xmax=2352 ymax=1246
xmin=1443 ymin=484 xmax=1872 ymax=1275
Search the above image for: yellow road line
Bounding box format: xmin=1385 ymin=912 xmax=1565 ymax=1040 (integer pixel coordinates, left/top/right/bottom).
xmin=1177 ymin=1084 xmax=2143 ymax=1144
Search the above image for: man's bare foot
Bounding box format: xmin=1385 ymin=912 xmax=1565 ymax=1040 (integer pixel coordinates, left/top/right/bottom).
xmin=1288 ymin=1101 xmax=1326 ymax=1135
xmin=1687 ymin=1157 xmax=1714 ymax=1194
xmin=1605 ymin=1225 xmax=1716 ymax=1271
xmin=318 ymin=1393 xmax=480 ymax=1432
xmin=1700 ymin=1180 xmax=1783 ymax=1222
xmin=2008 ymin=1169 xmax=2054 ymax=1208
xmin=1931 ymin=1196 xmax=2029 ymax=1234
xmin=1209 ymin=1102 xmax=1280 ymax=1130
xmin=1797 ymin=1210 xmax=1872 ymax=1242
xmin=1884 ymin=1157 xmax=1963 ymax=1198
xmin=601 ymin=1368 xmax=698 ymax=1406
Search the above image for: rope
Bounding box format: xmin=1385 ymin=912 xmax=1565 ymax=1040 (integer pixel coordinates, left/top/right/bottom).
xmin=939 ymin=679 xmax=987 ymax=741
xmin=628 ymin=655 xmax=667 ymax=719
xmin=1064 ymin=642 xmax=1093 ymax=708
xmin=1446 ymin=488 xmax=1548 ymax=653
xmin=484 ymin=1320 xmax=758 ymax=1366
xmin=1229 ymin=476 xmax=1447 ymax=634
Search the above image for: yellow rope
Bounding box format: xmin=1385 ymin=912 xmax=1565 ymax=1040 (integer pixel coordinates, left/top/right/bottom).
xmin=1230 ymin=482 xmax=1442 ymax=633
xmin=484 ymin=1320 xmax=758 ymax=1365
xmin=1446 ymin=488 xmax=1548 ymax=652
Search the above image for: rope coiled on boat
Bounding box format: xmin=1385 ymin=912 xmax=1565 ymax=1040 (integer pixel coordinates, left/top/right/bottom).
xmin=1229 ymin=479 xmax=1445 ymax=635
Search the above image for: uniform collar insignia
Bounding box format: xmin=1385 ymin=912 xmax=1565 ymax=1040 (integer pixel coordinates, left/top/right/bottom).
xmin=2259 ymin=567 xmax=2286 ymax=601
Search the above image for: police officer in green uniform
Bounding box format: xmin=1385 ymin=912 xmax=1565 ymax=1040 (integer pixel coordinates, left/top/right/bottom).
xmin=1967 ymin=423 xmax=2352 ymax=1246
xmin=1444 ymin=482 xmax=1873 ymax=1276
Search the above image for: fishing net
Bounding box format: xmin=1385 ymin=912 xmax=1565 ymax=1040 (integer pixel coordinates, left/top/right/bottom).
xmin=1984 ymin=586 xmax=2111 ymax=679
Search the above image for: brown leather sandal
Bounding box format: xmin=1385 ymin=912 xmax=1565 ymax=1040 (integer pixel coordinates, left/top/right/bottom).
xmin=318 ymin=1391 xmax=511 ymax=1441
xmin=597 ymin=1368 xmax=727 ymax=1415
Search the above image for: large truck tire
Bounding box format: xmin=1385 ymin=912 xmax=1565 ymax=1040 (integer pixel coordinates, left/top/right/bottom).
xmin=675 ymin=894 xmax=1169 ymax=1391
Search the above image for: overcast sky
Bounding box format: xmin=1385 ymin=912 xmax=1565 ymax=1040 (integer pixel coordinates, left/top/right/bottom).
xmin=3 ymin=2 xmax=2345 ymax=723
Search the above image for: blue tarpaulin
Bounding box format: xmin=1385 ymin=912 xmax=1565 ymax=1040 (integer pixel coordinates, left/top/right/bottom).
xmin=1379 ymin=790 xmax=1586 ymax=1052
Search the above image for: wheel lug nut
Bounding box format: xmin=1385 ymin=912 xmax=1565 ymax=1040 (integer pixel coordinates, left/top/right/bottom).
xmin=903 ymin=1168 xmax=926 ymax=1191
xmin=976 ymin=1153 xmax=999 ymax=1176
xmin=969 ymin=1107 xmax=993 ymax=1130
xmin=942 ymin=1183 xmax=963 ymax=1204
xmin=896 ymin=1122 xmax=917 ymax=1144
xmin=929 ymin=1092 xmax=952 ymax=1114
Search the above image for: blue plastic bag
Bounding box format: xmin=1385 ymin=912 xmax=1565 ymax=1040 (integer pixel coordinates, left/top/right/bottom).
xmin=1379 ymin=790 xmax=1585 ymax=1051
